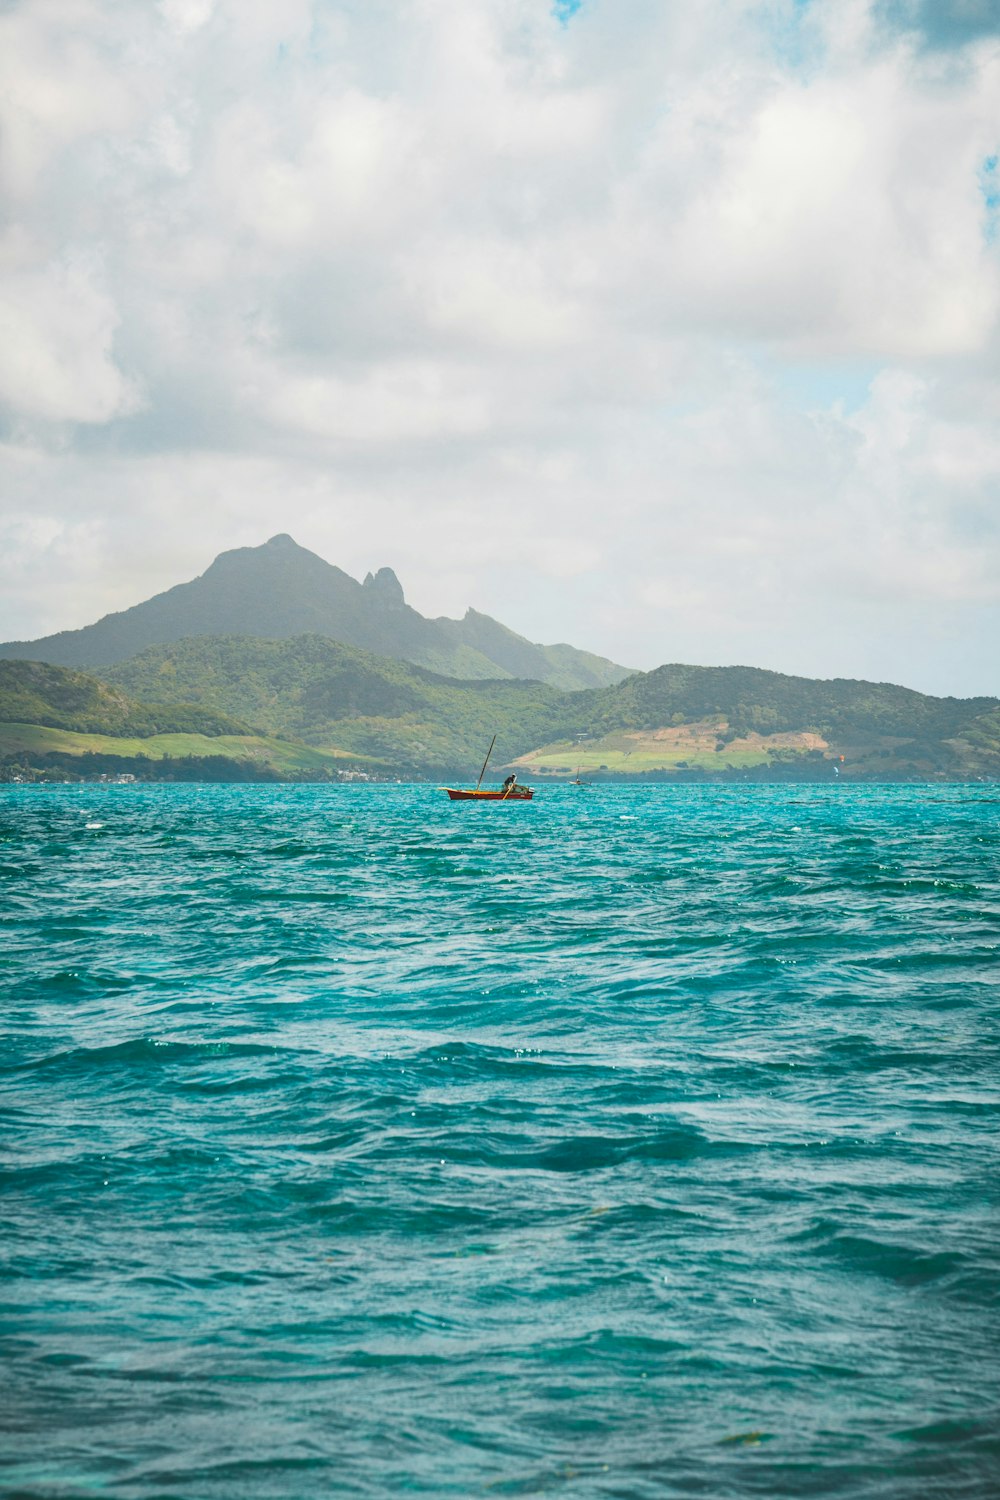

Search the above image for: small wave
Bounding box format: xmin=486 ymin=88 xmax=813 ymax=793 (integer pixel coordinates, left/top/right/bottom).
xmin=892 ymin=1416 xmax=1000 ymax=1448
xmin=422 ymin=1125 xmax=711 ymax=1174
xmin=820 ymin=1035 xmax=958 ymax=1073
xmin=793 ymin=1223 xmax=969 ymax=1287
xmin=11 ymin=1036 xmax=289 ymax=1075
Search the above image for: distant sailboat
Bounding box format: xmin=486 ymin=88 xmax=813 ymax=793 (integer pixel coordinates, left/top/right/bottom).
xmin=441 ymin=736 xmax=534 ymax=801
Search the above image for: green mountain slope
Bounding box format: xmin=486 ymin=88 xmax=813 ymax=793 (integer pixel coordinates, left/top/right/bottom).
xmin=518 ymin=663 xmax=1000 ymax=779
xmin=0 ymin=659 xmax=252 ymax=738
xmin=576 ymin=663 xmax=998 ymax=742
xmin=101 ymin=638 xmax=1000 ymax=780
xmin=433 ymin=608 xmax=626 ymax=690
xmin=0 ymin=659 xmax=375 ymax=782
xmin=5 ymin=647 xmax=997 ymax=782
xmin=0 ymin=534 xmax=630 ymax=690
xmin=101 ymin=634 xmax=565 ymax=772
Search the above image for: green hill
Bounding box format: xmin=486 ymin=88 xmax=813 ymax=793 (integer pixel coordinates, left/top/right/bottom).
xmin=0 ymin=659 xmax=377 ymax=783
xmin=0 ymin=659 xmax=252 ymax=738
xmin=3 ymin=647 xmax=997 ymax=783
xmin=100 ymin=634 xmax=564 ymax=772
xmin=517 ymin=663 xmax=1000 ymax=780
xmin=101 ymin=638 xmax=1000 ymax=781
xmin=0 ymin=534 xmax=630 ymax=690
xmin=575 ymin=663 xmax=998 ymax=743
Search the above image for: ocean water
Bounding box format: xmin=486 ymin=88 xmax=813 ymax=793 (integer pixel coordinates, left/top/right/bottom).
xmin=1 ymin=782 xmax=998 ymax=1499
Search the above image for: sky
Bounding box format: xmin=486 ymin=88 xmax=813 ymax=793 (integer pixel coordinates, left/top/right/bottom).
xmin=1 ymin=0 xmax=998 ymax=696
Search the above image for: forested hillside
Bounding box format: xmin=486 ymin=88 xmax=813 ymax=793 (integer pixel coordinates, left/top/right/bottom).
xmin=102 ymin=639 xmax=1000 ymax=779
xmin=0 ymin=660 xmax=252 ymax=738
xmin=101 ymin=635 xmax=566 ymax=770
xmin=575 ymin=663 xmax=998 ymax=742
xmin=4 ymin=646 xmax=998 ymax=782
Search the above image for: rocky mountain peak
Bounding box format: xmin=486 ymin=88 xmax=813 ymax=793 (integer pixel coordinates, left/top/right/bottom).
xmin=362 ymin=567 xmax=405 ymax=608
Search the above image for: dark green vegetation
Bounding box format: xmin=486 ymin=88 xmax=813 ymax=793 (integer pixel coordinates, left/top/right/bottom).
xmin=100 ymin=639 xmax=1000 ymax=780
xmin=0 ymin=660 xmax=375 ymax=782
xmin=3 ymin=635 xmax=998 ymax=784
xmin=578 ymin=663 xmax=999 ymax=745
xmin=560 ymin=664 xmax=1000 ymax=778
xmin=0 ymin=534 xmax=629 ymax=690
xmin=101 ymin=635 xmax=563 ymax=773
xmin=0 ymin=659 xmax=250 ymax=737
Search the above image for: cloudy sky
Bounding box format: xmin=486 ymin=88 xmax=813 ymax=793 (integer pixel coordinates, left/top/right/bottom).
xmin=1 ymin=0 xmax=998 ymax=695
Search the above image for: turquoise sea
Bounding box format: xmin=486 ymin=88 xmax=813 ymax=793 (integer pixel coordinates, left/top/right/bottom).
xmin=2 ymin=783 xmax=998 ymax=1498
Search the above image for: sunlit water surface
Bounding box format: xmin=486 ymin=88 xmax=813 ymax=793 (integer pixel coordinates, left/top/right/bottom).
xmin=2 ymin=783 xmax=998 ymax=1498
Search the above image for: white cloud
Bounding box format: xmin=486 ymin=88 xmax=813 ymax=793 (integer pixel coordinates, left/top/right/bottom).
xmin=158 ymin=0 xmax=216 ymax=37
xmin=260 ymin=360 xmax=492 ymax=444
xmin=0 ymin=252 xmax=142 ymax=423
xmin=0 ymin=0 xmax=998 ymax=693
xmin=0 ymin=1 xmax=140 ymax=201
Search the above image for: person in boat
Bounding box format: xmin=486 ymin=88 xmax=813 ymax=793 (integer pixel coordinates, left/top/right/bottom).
xmin=502 ymin=774 xmax=517 ymax=792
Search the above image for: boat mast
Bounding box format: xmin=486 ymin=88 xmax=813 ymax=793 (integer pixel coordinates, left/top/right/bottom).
xmin=476 ymin=734 xmax=497 ymax=790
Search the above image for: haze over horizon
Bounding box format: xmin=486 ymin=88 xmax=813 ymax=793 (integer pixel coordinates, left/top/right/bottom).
xmin=1 ymin=0 xmax=998 ymax=697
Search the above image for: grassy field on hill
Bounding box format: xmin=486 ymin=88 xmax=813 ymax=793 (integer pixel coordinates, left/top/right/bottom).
xmin=515 ymin=722 xmax=830 ymax=775
xmin=0 ymin=723 xmax=367 ymax=774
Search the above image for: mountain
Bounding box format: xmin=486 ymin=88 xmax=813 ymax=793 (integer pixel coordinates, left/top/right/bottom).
xmin=99 ymin=637 xmax=1000 ymax=780
xmin=0 ymin=534 xmax=630 ymax=690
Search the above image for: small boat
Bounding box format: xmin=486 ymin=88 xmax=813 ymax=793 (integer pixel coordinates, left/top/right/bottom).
xmin=443 ymin=786 xmax=533 ymax=801
xmin=441 ymin=736 xmax=534 ymax=802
